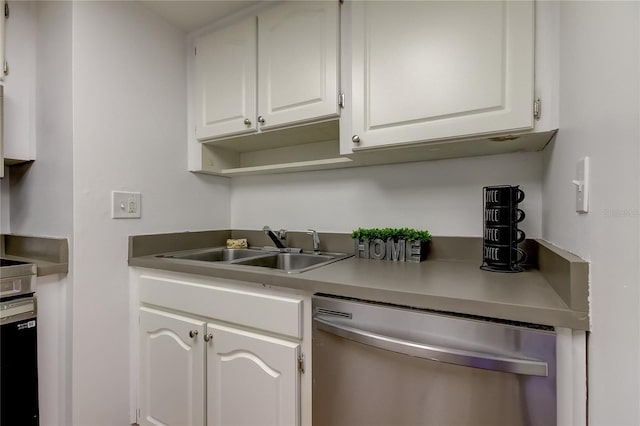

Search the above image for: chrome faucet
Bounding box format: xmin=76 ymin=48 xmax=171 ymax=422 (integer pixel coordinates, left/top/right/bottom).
xmin=306 ymin=229 xmax=321 ymax=254
xmin=263 ymin=226 xmax=288 ymax=249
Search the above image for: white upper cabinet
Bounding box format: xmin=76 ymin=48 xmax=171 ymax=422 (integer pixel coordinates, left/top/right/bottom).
xmin=346 ymin=0 xmax=535 ymax=151
xmin=3 ymin=1 xmax=36 ymax=163
xmin=193 ymin=1 xmax=339 ymax=142
xmin=257 ymin=1 xmax=339 ymax=130
xmin=195 ymin=17 xmax=257 ymax=141
xmin=0 ymin=1 xmax=6 ymax=83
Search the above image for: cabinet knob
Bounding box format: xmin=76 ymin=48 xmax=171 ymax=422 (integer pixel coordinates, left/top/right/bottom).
xmin=189 ymin=330 xmax=198 ymax=338
xmin=204 ymin=333 xmax=213 ymax=343
xmin=258 ymin=116 xmax=265 ymax=124
xmin=352 ymin=135 xmax=361 ymax=144
xmin=243 ymin=118 xmax=251 ymax=126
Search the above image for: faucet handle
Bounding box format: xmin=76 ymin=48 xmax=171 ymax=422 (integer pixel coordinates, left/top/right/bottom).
xmin=306 ymin=229 xmax=321 ymax=253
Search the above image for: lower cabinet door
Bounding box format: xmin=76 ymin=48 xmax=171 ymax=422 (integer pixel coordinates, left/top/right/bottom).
xmin=139 ymin=307 xmax=206 ymax=426
xmin=206 ymin=323 xmax=301 ymax=426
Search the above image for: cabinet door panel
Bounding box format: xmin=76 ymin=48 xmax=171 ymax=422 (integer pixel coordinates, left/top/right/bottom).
xmin=3 ymin=0 xmax=36 ymax=162
xmin=207 ymin=323 xmax=300 ymax=426
xmin=195 ymin=17 xmax=257 ymax=141
xmin=350 ymin=1 xmax=534 ymax=149
xmin=258 ymin=1 xmax=339 ymax=129
xmin=0 ymin=0 xmax=5 ymax=83
xmin=139 ymin=307 xmax=205 ymax=426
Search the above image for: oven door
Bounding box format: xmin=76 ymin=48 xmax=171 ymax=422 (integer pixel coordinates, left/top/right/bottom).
xmin=1 ymin=296 xmax=40 ymax=426
xmin=312 ymin=295 xmax=556 ymax=426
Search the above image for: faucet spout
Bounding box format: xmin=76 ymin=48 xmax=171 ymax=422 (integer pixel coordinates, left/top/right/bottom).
xmin=263 ymin=226 xmax=288 ymax=249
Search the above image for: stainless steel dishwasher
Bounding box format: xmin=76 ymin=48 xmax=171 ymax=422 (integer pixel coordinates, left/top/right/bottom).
xmin=312 ymin=295 xmax=556 ymax=426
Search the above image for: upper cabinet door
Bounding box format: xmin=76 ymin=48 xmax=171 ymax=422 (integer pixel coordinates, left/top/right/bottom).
xmin=195 ymin=17 xmax=257 ymax=141
xmin=257 ymin=1 xmax=339 ymax=130
xmin=0 ymin=0 xmax=5 ymax=83
xmin=349 ymin=1 xmax=535 ymax=150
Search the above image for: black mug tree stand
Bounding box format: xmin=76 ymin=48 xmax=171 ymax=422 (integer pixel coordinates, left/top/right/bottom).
xmin=481 ymin=185 xmax=525 ymax=273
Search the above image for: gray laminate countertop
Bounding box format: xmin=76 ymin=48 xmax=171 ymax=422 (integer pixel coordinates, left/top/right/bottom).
xmin=1 ymin=234 xmax=69 ymax=276
xmin=129 ymin=230 xmax=589 ymax=330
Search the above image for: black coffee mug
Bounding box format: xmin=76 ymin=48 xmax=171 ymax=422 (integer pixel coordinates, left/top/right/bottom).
xmin=484 ymin=207 xmax=525 ymax=225
xmin=484 ymin=185 xmax=525 ymax=207
xmin=483 ymin=245 xmax=527 ymax=266
xmin=484 ymin=226 xmax=526 ymax=245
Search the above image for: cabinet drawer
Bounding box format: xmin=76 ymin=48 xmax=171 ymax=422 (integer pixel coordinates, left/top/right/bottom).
xmin=139 ymin=274 xmax=303 ymax=339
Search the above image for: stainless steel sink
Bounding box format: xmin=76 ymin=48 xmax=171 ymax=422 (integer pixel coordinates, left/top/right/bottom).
xmin=234 ymin=253 xmax=337 ymax=272
xmin=157 ymin=247 xmax=351 ymax=273
xmin=160 ymin=248 xmax=264 ymax=262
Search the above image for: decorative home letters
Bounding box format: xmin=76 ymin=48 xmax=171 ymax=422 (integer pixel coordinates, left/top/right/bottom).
xmin=354 ymin=239 xmax=427 ymax=262
xmin=370 ymin=239 xmax=386 ymax=260
xmin=386 ymin=239 xmax=405 ymax=261
xmin=355 ymin=239 xmax=369 ymax=259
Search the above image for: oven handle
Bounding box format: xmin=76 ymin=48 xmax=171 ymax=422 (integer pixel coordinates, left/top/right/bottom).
xmin=313 ymin=316 xmax=548 ymax=377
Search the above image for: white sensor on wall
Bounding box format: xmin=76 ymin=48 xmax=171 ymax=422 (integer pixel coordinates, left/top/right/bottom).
xmin=112 ymin=191 xmax=141 ymax=219
xmin=572 ymin=157 xmax=589 ymax=214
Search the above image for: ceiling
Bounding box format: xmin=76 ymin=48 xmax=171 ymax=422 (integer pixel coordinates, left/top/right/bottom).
xmin=141 ymin=1 xmax=261 ymax=33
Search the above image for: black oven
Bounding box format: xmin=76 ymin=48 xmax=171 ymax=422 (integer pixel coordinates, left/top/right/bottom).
xmin=1 ymin=258 xmax=39 ymax=426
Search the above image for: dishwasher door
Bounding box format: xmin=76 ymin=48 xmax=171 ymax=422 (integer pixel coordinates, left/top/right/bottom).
xmin=312 ymin=295 xmax=556 ymax=426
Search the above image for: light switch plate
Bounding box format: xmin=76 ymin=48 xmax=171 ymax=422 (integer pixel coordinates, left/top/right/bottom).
xmin=112 ymin=191 xmax=141 ymax=219
xmin=574 ymin=157 xmax=589 ymax=213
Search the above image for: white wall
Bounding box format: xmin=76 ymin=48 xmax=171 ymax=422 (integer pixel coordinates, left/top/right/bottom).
xmin=542 ymin=2 xmax=640 ymax=424
xmin=10 ymin=2 xmax=73 ymax=237
xmin=71 ymin=2 xmax=230 ymax=425
xmin=231 ymin=151 xmax=543 ymax=238
xmin=5 ymin=2 xmax=74 ymax=425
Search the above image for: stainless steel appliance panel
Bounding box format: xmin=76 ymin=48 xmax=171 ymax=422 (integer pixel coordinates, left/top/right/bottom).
xmin=0 ymin=258 xmax=37 ymax=299
xmin=312 ymin=295 xmax=556 ymax=426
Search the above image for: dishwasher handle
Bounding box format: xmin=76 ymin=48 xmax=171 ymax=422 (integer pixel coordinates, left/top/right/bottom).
xmin=313 ymin=316 xmax=548 ymax=377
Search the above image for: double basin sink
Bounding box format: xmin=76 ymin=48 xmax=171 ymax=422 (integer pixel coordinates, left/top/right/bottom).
xmin=158 ymin=247 xmax=352 ymax=274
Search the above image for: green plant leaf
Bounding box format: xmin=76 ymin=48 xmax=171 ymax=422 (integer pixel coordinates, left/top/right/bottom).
xmin=350 ymin=227 xmax=432 ymax=242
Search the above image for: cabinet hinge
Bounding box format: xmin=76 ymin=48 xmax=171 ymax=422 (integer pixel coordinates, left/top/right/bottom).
xmin=298 ymin=353 xmax=305 ymax=374
xmin=4 ymin=2 xmax=9 ymax=19
xmin=533 ymin=98 xmax=541 ymax=120
xmin=338 ymin=91 xmax=345 ymax=109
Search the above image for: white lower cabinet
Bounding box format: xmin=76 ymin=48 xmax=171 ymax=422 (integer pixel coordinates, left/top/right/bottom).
xmin=207 ymin=323 xmax=300 ymax=426
xmin=139 ymin=307 xmax=206 ymax=426
xmin=136 ymin=273 xmax=304 ymax=426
